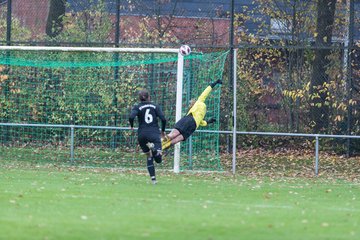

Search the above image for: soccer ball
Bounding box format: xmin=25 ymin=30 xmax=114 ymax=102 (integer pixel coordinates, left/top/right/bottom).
xmin=179 ymin=45 xmax=191 ymax=56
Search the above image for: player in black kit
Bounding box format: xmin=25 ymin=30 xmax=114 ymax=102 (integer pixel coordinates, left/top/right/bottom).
xmin=129 ymin=89 xmax=167 ymax=184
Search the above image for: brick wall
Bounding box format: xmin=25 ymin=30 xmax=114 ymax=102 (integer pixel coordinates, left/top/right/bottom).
xmin=3 ymin=0 xmax=229 ymax=45
xmin=118 ymin=16 xmax=230 ymax=45
xmin=12 ymin=0 xmax=49 ymax=37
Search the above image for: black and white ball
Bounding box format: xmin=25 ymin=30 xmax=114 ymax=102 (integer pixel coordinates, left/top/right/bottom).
xmin=179 ymin=45 xmax=191 ymax=56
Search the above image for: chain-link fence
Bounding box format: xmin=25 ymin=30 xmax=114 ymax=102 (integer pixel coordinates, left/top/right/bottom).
xmin=0 ymin=0 xmax=234 ymax=47
xmin=228 ymin=0 xmax=360 ymax=156
xmin=1 ymin=0 xmax=360 ymax=159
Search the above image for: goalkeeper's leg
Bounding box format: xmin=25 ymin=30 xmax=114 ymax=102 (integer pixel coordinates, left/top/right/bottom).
xmin=162 ymin=139 xmax=172 ymax=150
xmin=166 ymin=129 xmax=181 ymax=140
xmin=162 ymin=129 xmax=182 ymax=150
xmin=162 ymin=135 xmax=184 ymax=150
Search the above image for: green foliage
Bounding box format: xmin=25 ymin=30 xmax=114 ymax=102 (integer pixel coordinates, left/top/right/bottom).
xmin=45 ymin=0 xmax=112 ymax=43
xmin=232 ymin=0 xmax=355 ymax=138
xmin=0 ymin=10 xmax=32 ymax=42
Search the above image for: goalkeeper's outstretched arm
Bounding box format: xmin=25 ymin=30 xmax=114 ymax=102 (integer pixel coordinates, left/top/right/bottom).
xmin=197 ymin=79 xmax=223 ymax=103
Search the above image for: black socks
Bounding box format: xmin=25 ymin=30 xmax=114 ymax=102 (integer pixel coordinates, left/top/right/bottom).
xmin=147 ymin=157 xmax=155 ymax=180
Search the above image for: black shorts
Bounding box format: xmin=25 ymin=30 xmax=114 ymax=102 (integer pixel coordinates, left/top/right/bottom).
xmin=138 ymin=131 xmax=162 ymax=153
xmin=174 ymin=115 xmax=197 ymax=141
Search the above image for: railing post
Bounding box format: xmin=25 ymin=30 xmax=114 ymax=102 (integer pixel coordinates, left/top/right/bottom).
xmin=315 ymin=135 xmax=319 ymax=176
xmin=70 ymin=125 xmax=75 ymax=164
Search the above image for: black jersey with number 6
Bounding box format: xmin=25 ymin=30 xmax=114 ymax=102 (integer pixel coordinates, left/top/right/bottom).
xmin=129 ymin=101 xmax=166 ymax=134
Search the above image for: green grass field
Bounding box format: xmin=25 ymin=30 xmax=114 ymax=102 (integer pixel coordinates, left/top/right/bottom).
xmin=1 ymin=165 xmax=359 ymax=240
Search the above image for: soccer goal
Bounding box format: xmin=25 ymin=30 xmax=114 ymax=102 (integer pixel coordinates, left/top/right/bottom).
xmin=0 ymin=46 xmax=228 ymax=172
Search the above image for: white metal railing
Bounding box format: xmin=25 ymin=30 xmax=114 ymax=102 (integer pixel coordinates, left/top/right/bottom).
xmin=1 ymin=122 xmax=360 ymax=175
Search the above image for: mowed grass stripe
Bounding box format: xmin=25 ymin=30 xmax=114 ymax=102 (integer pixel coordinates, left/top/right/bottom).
xmin=0 ymin=167 xmax=359 ymax=240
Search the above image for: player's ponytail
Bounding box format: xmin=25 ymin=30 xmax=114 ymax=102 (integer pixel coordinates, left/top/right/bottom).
xmin=138 ymin=89 xmax=150 ymax=102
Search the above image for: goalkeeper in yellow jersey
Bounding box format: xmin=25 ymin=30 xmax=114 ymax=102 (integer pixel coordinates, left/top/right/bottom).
xmin=162 ymin=79 xmax=222 ymax=150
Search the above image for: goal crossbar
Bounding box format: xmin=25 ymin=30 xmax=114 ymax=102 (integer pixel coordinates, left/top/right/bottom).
xmin=0 ymin=45 xmax=180 ymax=53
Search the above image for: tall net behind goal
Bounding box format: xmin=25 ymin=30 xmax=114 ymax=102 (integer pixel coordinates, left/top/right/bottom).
xmin=0 ymin=47 xmax=228 ymax=171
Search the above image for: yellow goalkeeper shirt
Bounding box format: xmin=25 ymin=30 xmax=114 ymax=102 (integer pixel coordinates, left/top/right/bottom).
xmin=186 ymin=85 xmax=213 ymax=129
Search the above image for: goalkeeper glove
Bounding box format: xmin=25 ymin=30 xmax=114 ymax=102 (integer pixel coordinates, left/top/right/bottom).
xmin=210 ymin=79 xmax=223 ymax=88
xmin=207 ymin=117 xmax=216 ymax=124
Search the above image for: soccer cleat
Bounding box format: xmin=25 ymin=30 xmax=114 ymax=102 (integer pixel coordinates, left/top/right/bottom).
xmin=162 ymin=139 xmax=171 ymax=150
xmin=162 ymin=135 xmax=170 ymax=143
xmin=151 ymin=176 xmax=157 ymax=185
xmin=146 ymin=142 xmax=155 ymax=151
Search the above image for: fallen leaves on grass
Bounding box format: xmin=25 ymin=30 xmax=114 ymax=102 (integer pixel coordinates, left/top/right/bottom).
xmin=221 ymin=149 xmax=360 ymax=182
